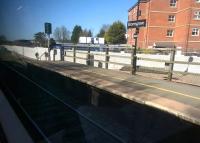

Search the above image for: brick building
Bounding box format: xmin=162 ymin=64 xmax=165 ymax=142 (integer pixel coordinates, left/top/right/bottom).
xmin=127 ymin=0 xmax=200 ymax=52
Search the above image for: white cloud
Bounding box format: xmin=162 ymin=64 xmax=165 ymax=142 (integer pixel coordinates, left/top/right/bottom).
xmin=17 ymin=6 xmax=23 ymax=11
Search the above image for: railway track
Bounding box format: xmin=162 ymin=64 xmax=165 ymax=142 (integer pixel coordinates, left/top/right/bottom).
xmin=0 ymin=62 xmax=125 ymax=143
xmin=1 ymin=60 xmax=200 ymax=143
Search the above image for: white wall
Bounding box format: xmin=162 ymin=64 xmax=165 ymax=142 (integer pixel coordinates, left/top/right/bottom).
xmin=4 ymin=46 xmax=200 ymax=74
xmin=4 ymin=45 xmax=61 ymax=61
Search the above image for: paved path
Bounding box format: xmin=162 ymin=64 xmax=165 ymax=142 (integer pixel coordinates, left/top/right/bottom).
xmin=30 ymin=61 xmax=200 ymax=126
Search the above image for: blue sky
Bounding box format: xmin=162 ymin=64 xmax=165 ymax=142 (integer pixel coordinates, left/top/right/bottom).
xmin=0 ymin=0 xmax=136 ymax=40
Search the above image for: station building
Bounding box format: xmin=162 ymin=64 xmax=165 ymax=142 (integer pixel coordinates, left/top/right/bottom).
xmin=127 ymin=0 xmax=200 ymax=52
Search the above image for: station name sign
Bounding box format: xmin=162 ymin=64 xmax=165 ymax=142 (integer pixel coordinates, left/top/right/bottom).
xmin=127 ymin=19 xmax=146 ymax=28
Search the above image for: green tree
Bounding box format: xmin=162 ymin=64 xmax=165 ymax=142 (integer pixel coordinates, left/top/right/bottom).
xmin=50 ymin=38 xmax=56 ymax=49
xmin=105 ymin=21 xmax=126 ymax=44
xmin=88 ymin=30 xmax=92 ymax=37
xmin=97 ymin=29 xmax=105 ymax=38
xmin=0 ymin=35 xmax=7 ymax=44
xmin=34 ymin=32 xmax=46 ymax=47
xmin=81 ymin=29 xmax=93 ymax=37
xmin=97 ymin=24 xmax=110 ymax=37
xmin=71 ymin=25 xmax=82 ymax=44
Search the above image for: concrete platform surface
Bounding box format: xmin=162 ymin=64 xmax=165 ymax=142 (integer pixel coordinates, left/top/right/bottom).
xmin=30 ymin=61 xmax=200 ymax=126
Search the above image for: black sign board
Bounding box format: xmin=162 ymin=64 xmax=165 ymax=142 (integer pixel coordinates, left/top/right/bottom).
xmin=127 ymin=19 xmax=146 ymax=28
xmin=45 ymin=23 xmax=52 ymax=34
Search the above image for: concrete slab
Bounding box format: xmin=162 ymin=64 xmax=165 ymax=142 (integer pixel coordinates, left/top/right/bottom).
xmin=28 ymin=61 xmax=200 ymax=126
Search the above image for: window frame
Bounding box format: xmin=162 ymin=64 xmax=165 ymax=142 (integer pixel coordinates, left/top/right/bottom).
xmin=166 ymin=29 xmax=174 ymax=37
xmin=194 ymin=11 xmax=200 ymax=20
xmin=168 ymin=15 xmax=176 ymax=22
xmin=192 ymin=28 xmax=199 ymax=36
xmin=196 ymin=0 xmax=200 ymax=3
xmin=170 ymin=0 xmax=177 ymax=7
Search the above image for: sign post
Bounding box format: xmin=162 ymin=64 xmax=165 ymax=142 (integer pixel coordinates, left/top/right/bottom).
xmin=127 ymin=0 xmax=145 ymax=75
xmin=44 ymin=23 xmax=52 ymax=61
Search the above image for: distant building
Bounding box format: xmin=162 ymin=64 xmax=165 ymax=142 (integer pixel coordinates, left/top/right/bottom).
xmin=128 ymin=0 xmax=200 ymax=52
xmin=14 ymin=40 xmax=34 ymax=47
xmin=79 ymin=37 xmax=105 ymax=44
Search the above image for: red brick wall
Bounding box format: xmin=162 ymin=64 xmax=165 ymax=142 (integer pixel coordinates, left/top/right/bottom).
xmin=128 ymin=0 xmax=200 ymax=52
xmin=150 ymin=0 xmax=177 ymax=12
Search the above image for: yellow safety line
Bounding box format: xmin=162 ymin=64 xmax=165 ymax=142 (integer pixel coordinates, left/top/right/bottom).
xmin=40 ymin=62 xmax=200 ymax=101
xmin=83 ymin=69 xmax=200 ymax=101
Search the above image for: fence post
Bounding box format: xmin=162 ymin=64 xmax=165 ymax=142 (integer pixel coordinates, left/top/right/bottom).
xmin=98 ymin=62 xmax=103 ymax=68
xmin=105 ymin=46 xmax=110 ymax=69
xmin=60 ymin=46 xmax=64 ymax=61
xmin=53 ymin=49 xmax=56 ymax=61
xmin=168 ymin=46 xmax=176 ymax=81
xmin=131 ymin=45 xmax=137 ymax=75
xmin=73 ymin=45 xmax=76 ymax=63
xmin=86 ymin=45 xmax=91 ymax=66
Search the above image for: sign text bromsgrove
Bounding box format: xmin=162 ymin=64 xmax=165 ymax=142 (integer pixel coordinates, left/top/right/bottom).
xmin=127 ymin=19 xmax=146 ymax=28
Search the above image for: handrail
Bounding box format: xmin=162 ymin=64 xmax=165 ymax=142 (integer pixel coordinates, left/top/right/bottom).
xmin=66 ymin=54 xmax=200 ymax=66
xmin=62 ymin=44 xmax=178 ymax=51
xmin=65 ymin=49 xmax=199 ymax=66
xmin=66 ymin=55 xmax=131 ymax=66
xmin=5 ymin=64 xmax=126 ymax=143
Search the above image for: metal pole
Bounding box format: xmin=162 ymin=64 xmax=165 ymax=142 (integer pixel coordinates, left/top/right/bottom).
xmin=131 ymin=0 xmax=140 ymax=75
xmin=87 ymin=45 xmax=91 ymax=66
xmin=105 ymin=46 xmax=109 ymax=69
xmin=168 ymin=46 xmax=176 ymax=81
xmin=73 ymin=45 xmax=76 ymax=63
xmin=47 ymin=34 xmax=51 ymax=61
xmin=53 ymin=49 xmax=55 ymax=61
xmin=23 ymin=46 xmax=24 ymax=58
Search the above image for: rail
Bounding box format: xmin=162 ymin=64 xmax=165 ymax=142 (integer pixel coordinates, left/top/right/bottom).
xmin=63 ymin=46 xmax=200 ymax=81
xmin=3 ymin=63 xmax=126 ymax=143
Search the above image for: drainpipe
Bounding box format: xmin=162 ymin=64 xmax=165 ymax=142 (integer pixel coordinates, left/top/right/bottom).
xmin=185 ymin=2 xmax=193 ymax=53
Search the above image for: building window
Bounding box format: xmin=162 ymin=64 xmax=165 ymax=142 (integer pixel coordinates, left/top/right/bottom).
xmin=168 ymin=15 xmax=175 ymax=22
xmin=167 ymin=29 xmax=174 ymax=37
xmin=192 ymin=28 xmax=199 ymax=36
xmin=196 ymin=0 xmax=200 ymax=3
xmin=170 ymin=0 xmax=177 ymax=7
xmin=194 ymin=11 xmax=200 ymax=20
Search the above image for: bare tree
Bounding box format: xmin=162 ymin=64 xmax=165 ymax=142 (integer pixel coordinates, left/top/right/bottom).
xmin=53 ymin=27 xmax=61 ymax=42
xmin=81 ymin=29 xmax=93 ymax=37
xmin=53 ymin=26 xmax=70 ymax=43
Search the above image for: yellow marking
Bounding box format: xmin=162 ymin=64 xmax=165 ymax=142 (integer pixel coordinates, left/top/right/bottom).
xmin=40 ymin=63 xmax=200 ymax=101
xmin=83 ymin=69 xmax=200 ymax=101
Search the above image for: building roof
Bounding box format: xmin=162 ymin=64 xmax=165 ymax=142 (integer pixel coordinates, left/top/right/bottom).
xmin=128 ymin=0 xmax=150 ymax=12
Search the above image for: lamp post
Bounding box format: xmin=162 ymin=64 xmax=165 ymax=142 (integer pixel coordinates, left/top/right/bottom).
xmin=131 ymin=0 xmax=140 ymax=75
